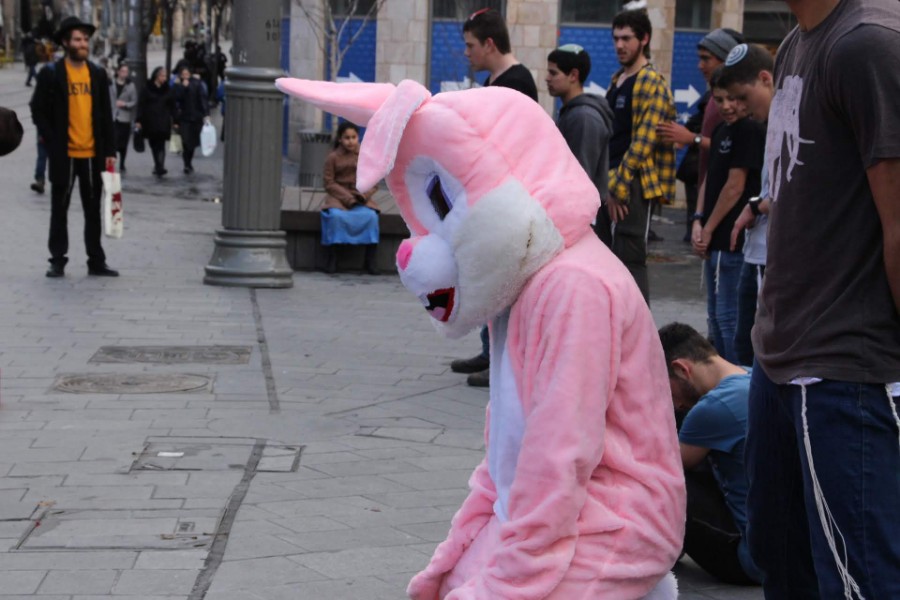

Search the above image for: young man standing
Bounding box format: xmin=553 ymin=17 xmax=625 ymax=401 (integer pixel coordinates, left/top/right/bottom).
xmin=451 ymin=8 xmax=538 ymax=387
xmin=659 ymin=322 xmax=761 ymax=586
xmin=606 ymin=8 xmax=676 ymax=303
xmin=691 ymin=70 xmax=765 ymax=363
xmin=30 ymin=16 xmax=118 ymax=278
xmin=658 ymin=28 xmax=743 ymax=241
xmin=545 ymin=44 xmax=614 ymax=246
xmin=746 ymin=0 xmax=900 ymax=597
xmin=719 ymin=43 xmax=775 ymax=367
xmin=462 ymin=8 xmax=537 ymax=101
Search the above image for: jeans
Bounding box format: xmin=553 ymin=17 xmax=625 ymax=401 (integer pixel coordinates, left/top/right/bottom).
xmin=734 ymin=262 xmax=764 ymax=367
xmin=684 ymin=469 xmax=760 ymax=585
xmin=704 ymin=250 xmax=743 ymax=363
xmin=479 ymin=325 xmax=489 ymax=360
xmin=49 ymin=157 xmax=106 ymax=268
xmin=34 ymin=136 xmax=47 ymax=182
xmin=746 ymin=366 xmax=900 ymax=599
xmin=612 ymin=176 xmax=651 ymax=304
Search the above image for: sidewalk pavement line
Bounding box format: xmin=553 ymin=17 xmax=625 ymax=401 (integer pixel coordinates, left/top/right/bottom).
xmin=251 ymin=288 xmax=280 ymax=413
xmin=188 ymin=438 xmax=266 ymax=600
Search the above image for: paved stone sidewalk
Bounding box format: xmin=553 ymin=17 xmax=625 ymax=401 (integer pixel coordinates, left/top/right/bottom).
xmin=0 ymin=58 xmax=758 ymax=599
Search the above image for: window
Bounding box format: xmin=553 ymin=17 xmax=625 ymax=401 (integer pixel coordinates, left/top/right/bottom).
xmin=329 ymin=0 xmax=378 ymax=18
xmin=433 ymin=0 xmax=505 ymax=20
xmin=560 ymin=0 xmax=618 ymax=25
xmin=675 ymin=0 xmax=712 ymax=30
xmin=743 ymin=1 xmax=797 ymax=44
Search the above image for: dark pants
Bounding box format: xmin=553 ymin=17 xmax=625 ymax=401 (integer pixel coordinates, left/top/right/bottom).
xmin=114 ymin=121 xmax=131 ymax=168
xmin=611 ymin=176 xmax=651 ymax=304
xmin=592 ymin=205 xmax=613 ymax=248
xmin=746 ymin=366 xmax=900 ymax=599
xmin=179 ymin=121 xmax=201 ymax=169
xmin=479 ymin=325 xmax=489 ymax=360
xmin=149 ymin=138 xmax=167 ymax=174
xmin=49 ymin=157 xmax=106 ymax=268
xmin=26 ymin=64 xmax=37 ymax=86
xmin=684 ymin=469 xmax=758 ymax=585
xmin=733 ymin=262 xmax=764 ymax=366
xmin=34 ymin=136 xmax=47 ymax=182
xmin=684 ymin=181 xmax=698 ymax=239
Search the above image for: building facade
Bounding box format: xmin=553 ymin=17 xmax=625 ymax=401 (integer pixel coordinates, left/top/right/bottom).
xmin=285 ymin=0 xmax=794 ymax=161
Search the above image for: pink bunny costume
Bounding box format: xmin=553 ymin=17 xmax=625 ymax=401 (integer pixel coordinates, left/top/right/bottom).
xmin=276 ymin=78 xmax=686 ymax=600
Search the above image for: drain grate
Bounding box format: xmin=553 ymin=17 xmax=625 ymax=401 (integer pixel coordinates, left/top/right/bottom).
xmin=90 ymin=345 xmax=252 ymax=365
xmin=53 ymin=373 xmax=212 ymax=394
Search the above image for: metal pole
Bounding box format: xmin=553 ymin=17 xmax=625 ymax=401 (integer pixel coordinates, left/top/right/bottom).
xmin=125 ymin=0 xmax=146 ymax=97
xmin=204 ymin=0 xmax=292 ymax=288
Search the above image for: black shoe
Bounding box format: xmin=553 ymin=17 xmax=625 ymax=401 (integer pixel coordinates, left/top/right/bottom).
xmin=451 ymin=354 xmax=490 ymax=374
xmin=184 ymin=166 xmax=194 ymax=174
xmin=467 ymin=369 xmax=490 ymax=388
xmin=45 ymin=264 xmax=64 ymax=278
xmin=88 ymin=265 xmax=119 ymax=277
xmin=30 ymin=181 xmax=45 ymax=194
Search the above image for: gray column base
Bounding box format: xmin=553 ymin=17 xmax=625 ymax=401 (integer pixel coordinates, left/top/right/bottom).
xmin=204 ymin=229 xmax=294 ymax=288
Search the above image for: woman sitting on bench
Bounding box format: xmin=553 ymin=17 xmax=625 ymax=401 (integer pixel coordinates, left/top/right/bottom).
xmin=320 ymin=121 xmax=380 ymax=274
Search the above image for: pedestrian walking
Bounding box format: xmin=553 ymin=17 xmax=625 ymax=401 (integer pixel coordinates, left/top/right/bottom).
xmin=109 ymin=63 xmax=137 ymax=173
xmin=29 ymin=16 xmax=119 ymax=278
xmin=172 ymin=66 xmax=209 ymax=174
xmin=135 ymin=67 xmax=175 ymax=178
xmin=22 ymin=29 xmax=40 ymax=87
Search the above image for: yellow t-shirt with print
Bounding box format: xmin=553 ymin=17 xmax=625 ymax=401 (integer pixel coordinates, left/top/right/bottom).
xmin=66 ymin=61 xmax=94 ymax=158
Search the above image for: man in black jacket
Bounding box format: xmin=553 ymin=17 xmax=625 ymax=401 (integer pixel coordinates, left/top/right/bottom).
xmin=30 ymin=17 xmax=118 ymax=278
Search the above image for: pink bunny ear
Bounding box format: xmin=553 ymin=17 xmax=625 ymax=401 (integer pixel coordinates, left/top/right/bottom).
xmin=275 ymin=78 xmax=396 ymax=126
xmin=357 ymin=80 xmax=430 ymax=192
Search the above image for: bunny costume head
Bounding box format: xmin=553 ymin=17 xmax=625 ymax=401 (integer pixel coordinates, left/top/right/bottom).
xmin=276 ymin=78 xmax=599 ymax=338
xmin=278 ymin=78 xmax=685 ymax=600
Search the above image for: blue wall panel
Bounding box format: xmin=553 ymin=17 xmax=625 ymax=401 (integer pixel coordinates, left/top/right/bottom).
xmin=429 ymin=21 xmax=487 ymax=94
xmin=671 ymin=31 xmax=708 ymax=123
xmin=329 ymin=19 xmax=377 ymax=83
xmin=557 ymin=26 xmax=618 ymax=96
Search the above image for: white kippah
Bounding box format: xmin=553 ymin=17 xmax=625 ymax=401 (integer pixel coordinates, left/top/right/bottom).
xmin=725 ymin=44 xmax=749 ymax=67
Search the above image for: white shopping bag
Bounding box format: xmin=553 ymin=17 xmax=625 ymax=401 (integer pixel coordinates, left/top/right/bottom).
xmin=101 ymin=168 xmax=123 ymax=239
xmin=200 ymin=121 xmax=217 ymax=157
xmin=169 ymin=131 xmax=183 ymax=154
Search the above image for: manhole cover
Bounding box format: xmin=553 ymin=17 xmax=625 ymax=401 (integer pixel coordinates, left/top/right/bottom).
xmin=53 ymin=373 xmax=212 ymax=394
xmin=90 ymin=345 xmax=252 ymax=365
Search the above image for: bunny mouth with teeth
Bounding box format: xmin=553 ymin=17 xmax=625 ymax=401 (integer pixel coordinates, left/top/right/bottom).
xmin=421 ymin=288 xmax=456 ymax=322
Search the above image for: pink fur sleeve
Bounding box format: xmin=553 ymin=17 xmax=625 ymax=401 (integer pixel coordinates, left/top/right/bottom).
xmin=447 ymin=266 xmax=616 ymax=599
xmin=407 ymin=410 xmax=498 ymax=600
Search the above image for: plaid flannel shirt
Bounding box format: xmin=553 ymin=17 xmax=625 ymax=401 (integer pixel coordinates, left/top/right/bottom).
xmin=608 ymin=63 xmax=677 ymax=205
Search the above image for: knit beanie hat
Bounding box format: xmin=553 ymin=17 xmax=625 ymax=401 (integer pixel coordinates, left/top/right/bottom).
xmin=697 ymin=28 xmax=744 ymax=62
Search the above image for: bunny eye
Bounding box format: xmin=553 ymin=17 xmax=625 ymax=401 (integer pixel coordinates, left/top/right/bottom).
xmin=427 ymin=175 xmax=452 ymax=221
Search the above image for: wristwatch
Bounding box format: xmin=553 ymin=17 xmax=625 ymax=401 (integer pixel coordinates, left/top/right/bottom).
xmin=748 ymin=196 xmax=763 ymax=216
xmin=693 ymin=134 xmax=702 ymax=146
xmin=691 ymin=212 xmax=704 ymax=222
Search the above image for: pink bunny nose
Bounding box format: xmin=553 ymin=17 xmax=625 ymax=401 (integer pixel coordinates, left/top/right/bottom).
xmin=396 ymin=238 xmax=418 ymax=272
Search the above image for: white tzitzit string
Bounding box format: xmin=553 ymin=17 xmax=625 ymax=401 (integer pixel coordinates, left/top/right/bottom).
xmin=800 ymin=384 xmax=865 ymax=600
xmin=887 ymin=385 xmax=900 ymax=456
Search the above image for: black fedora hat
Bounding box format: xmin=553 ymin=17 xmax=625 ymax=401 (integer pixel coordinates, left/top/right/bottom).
xmin=53 ymin=16 xmax=96 ymax=45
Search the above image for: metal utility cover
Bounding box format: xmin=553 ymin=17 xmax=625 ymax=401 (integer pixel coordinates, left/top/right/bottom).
xmin=17 ymin=509 xmax=221 ymax=550
xmin=132 ymin=442 xmax=254 ymax=472
xmin=89 ymin=345 xmax=252 ymax=365
xmin=53 ymin=373 xmax=212 ymax=394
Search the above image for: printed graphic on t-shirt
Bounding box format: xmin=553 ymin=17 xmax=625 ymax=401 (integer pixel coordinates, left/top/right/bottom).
xmin=767 ymin=75 xmax=814 ymax=203
xmin=69 ymin=81 xmax=90 ymax=96
xmin=615 ymin=95 xmax=627 ymax=110
xmin=718 ymin=135 xmax=732 ymax=155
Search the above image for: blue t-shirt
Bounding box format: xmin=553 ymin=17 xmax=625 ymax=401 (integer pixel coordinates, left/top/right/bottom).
xmin=680 ymin=370 xmax=760 ymax=581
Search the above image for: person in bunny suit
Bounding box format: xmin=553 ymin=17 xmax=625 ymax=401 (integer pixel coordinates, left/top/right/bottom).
xmin=277 ymin=77 xmax=685 ymax=600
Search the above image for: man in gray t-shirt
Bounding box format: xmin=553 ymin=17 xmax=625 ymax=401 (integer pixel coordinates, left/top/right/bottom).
xmin=744 ymin=0 xmax=900 ymax=597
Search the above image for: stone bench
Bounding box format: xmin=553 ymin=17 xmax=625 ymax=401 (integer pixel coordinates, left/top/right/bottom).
xmin=280 ymin=186 xmax=409 ymax=274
